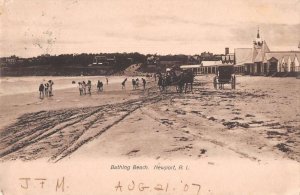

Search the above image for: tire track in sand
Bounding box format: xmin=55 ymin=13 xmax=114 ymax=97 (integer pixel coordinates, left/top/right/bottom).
xmin=0 ymin=95 xmax=164 ymax=162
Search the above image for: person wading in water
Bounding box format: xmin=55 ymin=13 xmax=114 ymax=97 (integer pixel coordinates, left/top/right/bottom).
xmin=122 ymin=78 xmax=127 ymax=89
xmin=39 ymin=83 xmax=45 ymax=99
xmin=142 ymin=78 xmax=146 ymax=90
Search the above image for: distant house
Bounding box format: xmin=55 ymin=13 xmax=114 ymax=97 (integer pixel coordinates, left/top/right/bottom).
xmin=146 ymin=56 xmax=159 ymax=65
xmin=5 ymin=56 xmax=18 ymax=64
xmin=144 ymin=55 xmax=160 ymax=72
xmin=127 ymin=58 xmax=134 ymax=63
xmin=200 ymin=51 xmax=214 ymax=60
xmin=187 ymin=55 xmax=201 ymax=64
xmin=92 ymin=56 xmax=116 ymax=67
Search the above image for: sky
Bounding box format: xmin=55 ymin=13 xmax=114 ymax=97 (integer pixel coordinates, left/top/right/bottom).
xmin=0 ymin=0 xmax=300 ymax=57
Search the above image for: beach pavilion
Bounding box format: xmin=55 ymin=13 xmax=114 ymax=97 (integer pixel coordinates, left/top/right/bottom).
xmin=234 ymin=29 xmax=300 ymax=76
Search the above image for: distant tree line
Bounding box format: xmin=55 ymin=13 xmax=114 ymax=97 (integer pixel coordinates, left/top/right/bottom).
xmin=0 ymin=52 xmax=222 ymax=76
xmin=1 ymin=53 xmax=146 ymax=69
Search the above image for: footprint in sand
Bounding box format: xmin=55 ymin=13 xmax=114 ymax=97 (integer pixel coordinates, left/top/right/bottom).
xmin=232 ymin=117 xmax=243 ymax=120
xmin=160 ymin=119 xmax=173 ymax=125
xmin=198 ymin=149 xmax=207 ymax=157
xmin=223 ymin=121 xmax=250 ymax=129
xmin=174 ymin=137 xmax=189 ymax=141
xmin=275 ymin=143 xmax=291 ymax=153
xmin=208 ymin=117 xmax=217 ymax=121
xmin=286 ymin=140 xmax=295 ymax=144
xmin=174 ymin=109 xmax=186 ymax=115
xmin=250 ymin=120 xmax=264 ymax=124
xmin=200 ymin=149 xmax=207 ymax=154
xmin=126 ymin=149 xmax=140 ymax=156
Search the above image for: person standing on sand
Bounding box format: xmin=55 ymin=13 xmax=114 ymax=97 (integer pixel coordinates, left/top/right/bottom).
xmin=44 ymin=83 xmax=49 ymax=97
xmin=122 ymin=78 xmax=127 ymax=89
xmin=97 ymin=80 xmax=101 ymax=92
xmin=132 ymin=79 xmax=136 ymax=90
xmin=48 ymin=80 xmax=54 ymax=96
xmin=100 ymin=81 xmax=103 ymax=91
xmin=136 ymin=78 xmax=139 ymax=88
xmin=142 ymin=78 xmax=146 ymax=90
xmin=87 ymin=80 xmax=92 ymax=95
xmin=82 ymin=81 xmax=86 ymax=95
xmin=78 ymin=82 xmax=83 ymax=95
xmin=39 ymin=83 xmax=45 ymax=99
xmin=106 ymin=77 xmax=108 ymax=85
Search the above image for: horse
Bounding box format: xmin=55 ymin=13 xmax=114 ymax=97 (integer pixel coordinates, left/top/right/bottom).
xmin=157 ymin=74 xmax=165 ymax=92
xmin=181 ymin=70 xmax=194 ymax=93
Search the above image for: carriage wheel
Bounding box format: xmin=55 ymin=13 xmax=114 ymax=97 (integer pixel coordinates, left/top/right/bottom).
xmin=219 ymin=83 xmax=223 ymax=90
xmin=231 ymin=76 xmax=236 ymax=89
xmin=213 ymin=77 xmax=217 ymax=89
xmin=176 ymin=85 xmax=180 ymax=93
xmin=178 ymin=85 xmax=183 ymax=93
xmin=159 ymin=85 xmax=164 ymax=92
xmin=233 ymin=77 xmax=236 ymax=89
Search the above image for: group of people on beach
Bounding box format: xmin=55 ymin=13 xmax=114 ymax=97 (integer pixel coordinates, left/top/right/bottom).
xmin=122 ymin=77 xmax=146 ymax=90
xmin=38 ymin=76 xmax=148 ymax=99
xmin=132 ymin=78 xmax=146 ymax=90
xmin=78 ymin=80 xmax=92 ymax=95
xmin=39 ymin=80 xmax=54 ymax=99
xmin=78 ymin=78 xmax=108 ymax=95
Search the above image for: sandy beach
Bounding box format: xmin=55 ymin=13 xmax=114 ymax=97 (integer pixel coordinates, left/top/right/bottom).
xmin=0 ymin=75 xmax=299 ymax=161
xmin=0 ymin=75 xmax=299 ymax=194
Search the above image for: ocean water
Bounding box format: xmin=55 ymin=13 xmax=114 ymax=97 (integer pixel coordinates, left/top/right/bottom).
xmin=0 ymin=76 xmax=127 ymax=96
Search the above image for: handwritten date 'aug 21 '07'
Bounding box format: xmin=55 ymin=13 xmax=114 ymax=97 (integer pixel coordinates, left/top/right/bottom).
xmin=115 ymin=180 xmax=201 ymax=195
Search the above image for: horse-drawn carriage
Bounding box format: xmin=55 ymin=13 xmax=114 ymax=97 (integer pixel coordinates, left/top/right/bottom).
xmin=213 ymin=65 xmax=236 ymax=89
xmin=157 ymin=67 xmax=194 ymax=93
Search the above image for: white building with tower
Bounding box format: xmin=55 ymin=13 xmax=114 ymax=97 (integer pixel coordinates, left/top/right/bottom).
xmin=234 ymin=29 xmax=300 ymax=76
